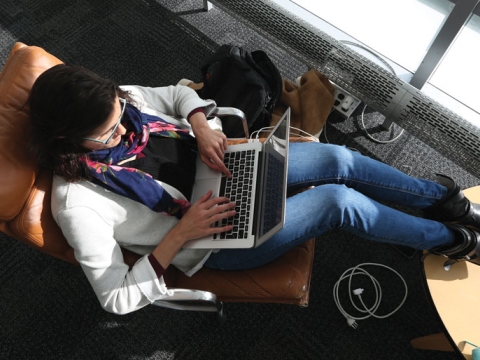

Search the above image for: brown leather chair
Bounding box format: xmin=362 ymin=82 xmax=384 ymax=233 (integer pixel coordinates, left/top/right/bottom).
xmin=0 ymin=42 xmax=315 ymax=319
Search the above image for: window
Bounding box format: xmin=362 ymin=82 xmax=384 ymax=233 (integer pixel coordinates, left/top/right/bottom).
xmin=428 ymin=11 xmax=480 ymax=115
xmin=272 ymin=0 xmax=480 ymax=125
xmin=291 ymin=0 xmax=454 ymax=72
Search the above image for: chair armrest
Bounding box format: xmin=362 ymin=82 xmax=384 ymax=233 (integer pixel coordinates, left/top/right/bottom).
xmin=207 ymin=107 xmax=249 ymax=138
xmin=152 ymin=288 xmax=222 ymax=312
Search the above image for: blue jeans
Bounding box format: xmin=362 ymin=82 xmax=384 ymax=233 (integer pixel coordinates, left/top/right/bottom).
xmin=204 ymin=142 xmax=453 ymax=270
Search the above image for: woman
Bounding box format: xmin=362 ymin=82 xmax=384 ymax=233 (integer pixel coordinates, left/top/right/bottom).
xmin=28 ymin=64 xmax=480 ymax=314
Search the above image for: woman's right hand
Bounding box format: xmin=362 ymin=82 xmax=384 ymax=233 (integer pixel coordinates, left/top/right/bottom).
xmin=175 ymin=190 xmax=236 ymax=243
xmin=151 ymin=191 xmax=235 ymax=270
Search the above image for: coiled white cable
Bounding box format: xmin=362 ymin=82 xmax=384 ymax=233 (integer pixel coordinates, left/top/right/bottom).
xmin=339 ymin=40 xmax=405 ymax=144
xmin=359 ymin=104 xmax=405 ymax=144
xmin=333 ymin=263 xmax=408 ymax=329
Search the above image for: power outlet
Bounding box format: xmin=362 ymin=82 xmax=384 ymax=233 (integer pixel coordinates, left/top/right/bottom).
xmin=331 ymin=82 xmax=361 ymax=118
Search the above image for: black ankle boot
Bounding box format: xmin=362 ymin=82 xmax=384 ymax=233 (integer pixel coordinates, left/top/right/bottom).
xmin=430 ymin=224 xmax=480 ymax=270
xmin=423 ymin=174 xmax=480 ymax=231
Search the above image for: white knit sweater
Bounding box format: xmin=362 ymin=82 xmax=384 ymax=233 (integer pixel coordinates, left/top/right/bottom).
xmin=51 ymin=84 xmax=217 ymax=314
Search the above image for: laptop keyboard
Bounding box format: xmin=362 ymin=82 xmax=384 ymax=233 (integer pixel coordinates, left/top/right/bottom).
xmin=262 ymin=153 xmax=284 ymax=234
xmin=214 ymin=149 xmax=256 ymax=240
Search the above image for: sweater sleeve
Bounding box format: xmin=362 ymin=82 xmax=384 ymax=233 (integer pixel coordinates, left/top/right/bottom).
xmin=122 ymin=84 xmax=216 ymax=119
xmin=56 ymin=206 xmax=172 ymax=315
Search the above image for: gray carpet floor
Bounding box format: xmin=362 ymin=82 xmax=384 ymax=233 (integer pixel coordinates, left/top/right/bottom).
xmin=0 ymin=0 xmax=472 ymax=359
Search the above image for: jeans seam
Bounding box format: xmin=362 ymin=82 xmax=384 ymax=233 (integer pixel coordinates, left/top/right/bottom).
xmin=289 ymin=176 xmax=443 ymax=200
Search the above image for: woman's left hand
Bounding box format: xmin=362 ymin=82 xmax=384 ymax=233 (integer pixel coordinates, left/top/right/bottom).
xmin=189 ymin=111 xmax=231 ymax=177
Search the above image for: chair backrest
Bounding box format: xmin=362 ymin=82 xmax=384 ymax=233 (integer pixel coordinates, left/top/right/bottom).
xmin=0 ymin=43 xmax=76 ymax=262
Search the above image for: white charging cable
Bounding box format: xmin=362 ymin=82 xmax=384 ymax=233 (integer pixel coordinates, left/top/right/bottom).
xmin=338 ymin=40 xmax=405 ymax=144
xmin=250 ymin=126 xmax=320 ymax=142
xmin=333 ymin=263 xmax=408 ymax=329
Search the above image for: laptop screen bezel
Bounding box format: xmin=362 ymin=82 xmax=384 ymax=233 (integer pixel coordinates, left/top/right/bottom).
xmin=255 ymin=107 xmax=290 ymax=245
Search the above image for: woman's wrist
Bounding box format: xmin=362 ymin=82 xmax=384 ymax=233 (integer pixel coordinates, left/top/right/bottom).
xmin=188 ymin=109 xmax=209 ymax=132
xmin=151 ymin=226 xmax=188 ymax=270
xmin=164 ymin=226 xmax=188 ymax=245
xmin=187 ymin=107 xmax=206 ymax=121
xmin=148 ymin=253 xmax=166 ymax=278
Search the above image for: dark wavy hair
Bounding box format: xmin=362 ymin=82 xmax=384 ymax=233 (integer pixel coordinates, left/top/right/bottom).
xmin=28 ymin=64 xmax=132 ymax=182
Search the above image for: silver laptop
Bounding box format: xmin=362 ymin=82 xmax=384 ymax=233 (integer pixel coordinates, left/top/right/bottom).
xmin=183 ymin=108 xmax=291 ymax=249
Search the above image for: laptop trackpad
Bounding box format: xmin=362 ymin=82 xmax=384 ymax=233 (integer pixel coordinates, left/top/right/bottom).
xmin=191 ymin=178 xmax=221 ymax=203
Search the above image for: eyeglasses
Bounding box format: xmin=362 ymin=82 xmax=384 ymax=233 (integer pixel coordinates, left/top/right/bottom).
xmin=82 ymin=97 xmax=126 ymax=144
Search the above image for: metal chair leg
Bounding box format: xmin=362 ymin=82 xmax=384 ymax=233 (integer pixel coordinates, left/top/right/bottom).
xmin=203 ymin=1 xmax=213 ymax=11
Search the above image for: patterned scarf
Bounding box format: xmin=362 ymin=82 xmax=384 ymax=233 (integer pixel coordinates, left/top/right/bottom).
xmin=84 ymin=104 xmax=195 ymax=219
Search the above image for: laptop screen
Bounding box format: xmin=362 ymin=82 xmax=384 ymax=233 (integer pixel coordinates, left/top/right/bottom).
xmin=257 ymin=108 xmax=290 ymax=242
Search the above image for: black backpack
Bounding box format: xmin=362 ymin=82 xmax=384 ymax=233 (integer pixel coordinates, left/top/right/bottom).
xmin=197 ymin=45 xmax=282 ymax=138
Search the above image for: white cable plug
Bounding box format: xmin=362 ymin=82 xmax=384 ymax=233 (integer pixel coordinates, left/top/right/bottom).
xmin=346 ymin=317 xmax=358 ymax=329
xmin=352 ymin=288 xmax=364 ymax=296
xmin=341 ymin=96 xmax=354 ymax=111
